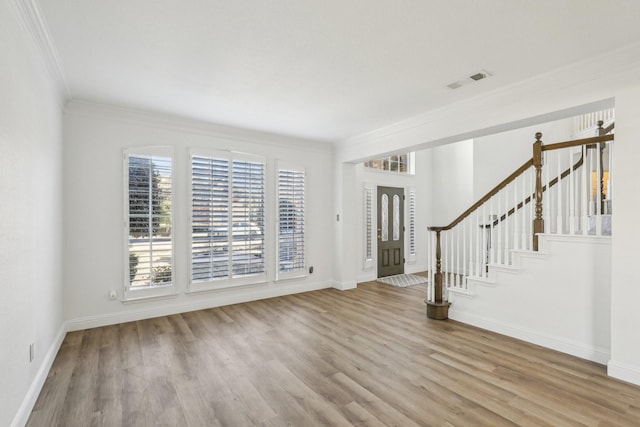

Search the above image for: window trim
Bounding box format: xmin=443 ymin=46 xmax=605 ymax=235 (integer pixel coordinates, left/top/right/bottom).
xmin=276 ymin=162 xmax=306 ymax=281
xmin=188 ymin=148 xmax=268 ymax=293
xmin=123 ymin=146 xmax=176 ymax=302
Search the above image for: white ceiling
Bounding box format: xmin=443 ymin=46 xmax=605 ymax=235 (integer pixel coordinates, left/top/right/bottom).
xmin=37 ymin=0 xmax=640 ymax=142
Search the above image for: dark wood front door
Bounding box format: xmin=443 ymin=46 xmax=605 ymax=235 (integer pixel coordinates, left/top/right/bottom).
xmin=377 ymin=186 xmax=404 ymax=278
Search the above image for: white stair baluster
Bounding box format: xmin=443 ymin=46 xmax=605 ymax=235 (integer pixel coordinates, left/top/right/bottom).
xmin=529 ymin=168 xmax=534 ymax=249
xmin=462 ymin=217 xmax=467 ymax=284
xmin=448 ymin=230 xmax=453 ymax=288
xmin=514 ymin=176 xmax=520 ymax=250
xmin=481 ymin=203 xmax=487 ymax=278
xmin=569 ymin=147 xmax=576 ymax=234
xmin=504 ymin=182 xmax=510 ymax=264
xmin=544 ymin=151 xmax=551 ymax=233
xmin=589 ymin=147 xmax=595 ymax=216
xmin=608 ymin=141 xmax=613 ymax=214
xmin=427 ymin=231 xmax=431 ymax=300
xmin=468 ymin=214 xmax=474 ymax=277
xmin=497 ymin=191 xmax=502 ymax=265
xmin=595 ymin=143 xmax=603 ymax=235
xmin=521 ymin=174 xmax=527 ymax=249
xmin=557 ymin=150 xmax=563 ymax=235
xmin=455 ymin=225 xmax=460 ymax=288
xmin=476 ymin=210 xmax=481 ymax=277
xmin=469 ymin=213 xmax=475 ymax=277
xmin=581 ymin=146 xmax=589 ymax=235
xmin=489 ymin=196 xmax=494 ymax=265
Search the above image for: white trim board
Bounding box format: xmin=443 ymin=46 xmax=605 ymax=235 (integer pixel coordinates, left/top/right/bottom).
xmin=332 ymin=280 xmax=357 ymax=291
xmin=608 ymin=360 xmax=640 ymax=387
xmin=64 ymin=99 xmax=331 ymax=151
xmin=10 ymin=0 xmax=70 ymax=99
xmin=449 ymin=310 xmax=610 ymax=365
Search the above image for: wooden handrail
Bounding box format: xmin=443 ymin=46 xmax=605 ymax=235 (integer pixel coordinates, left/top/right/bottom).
xmin=603 ymin=122 xmax=615 ymax=135
xmin=492 ymin=147 xmax=585 ymax=226
xmin=541 ymin=134 xmax=613 ymax=152
xmin=428 ymin=158 xmax=534 ymax=233
xmin=428 ymin=132 xmax=614 ymax=233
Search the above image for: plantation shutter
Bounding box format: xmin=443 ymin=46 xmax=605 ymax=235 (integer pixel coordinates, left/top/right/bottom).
xmin=190 ymin=153 xmax=266 ymax=288
xmin=231 ymin=160 xmax=265 ymax=276
xmin=278 ymin=168 xmax=305 ymax=274
xmin=125 ymin=148 xmax=174 ymax=300
xmin=191 ymin=156 xmax=230 ymax=281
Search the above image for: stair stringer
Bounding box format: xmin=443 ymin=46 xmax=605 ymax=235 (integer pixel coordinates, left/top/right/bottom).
xmin=448 ymin=233 xmax=612 ymax=364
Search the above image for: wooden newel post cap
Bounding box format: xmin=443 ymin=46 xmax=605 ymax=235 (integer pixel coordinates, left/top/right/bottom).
xmin=535 ymin=132 xmax=542 ymax=142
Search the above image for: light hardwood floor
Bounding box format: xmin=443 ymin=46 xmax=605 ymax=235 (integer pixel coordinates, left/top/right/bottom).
xmin=28 ymin=281 xmax=640 ymax=426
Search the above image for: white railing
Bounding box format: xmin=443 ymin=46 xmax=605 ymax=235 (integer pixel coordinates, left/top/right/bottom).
xmin=572 ymin=108 xmax=615 ymax=135
xmin=426 ymin=125 xmax=614 ymax=305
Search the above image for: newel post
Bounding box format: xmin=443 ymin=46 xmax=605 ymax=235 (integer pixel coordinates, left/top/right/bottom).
xmin=426 ymin=228 xmax=450 ymax=320
xmin=532 ymin=132 xmax=544 ymax=251
xmin=597 ymin=120 xmax=607 ymax=214
xmin=434 ymin=230 xmax=443 ymax=303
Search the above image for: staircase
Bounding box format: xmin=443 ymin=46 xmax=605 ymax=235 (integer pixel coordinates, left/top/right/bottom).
xmin=425 ymin=118 xmax=614 ymax=363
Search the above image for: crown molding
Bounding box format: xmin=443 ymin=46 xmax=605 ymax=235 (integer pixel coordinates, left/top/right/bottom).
xmin=10 ymin=0 xmax=70 ymax=100
xmin=65 ymin=99 xmax=333 ymax=154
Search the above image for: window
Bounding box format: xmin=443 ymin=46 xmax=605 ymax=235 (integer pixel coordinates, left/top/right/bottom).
xmin=393 ymin=194 xmax=400 ymax=241
xmin=364 ymin=153 xmax=414 ymax=174
xmin=278 ymin=167 xmax=305 ymax=278
xmin=381 ymin=194 xmax=389 ymax=242
xmin=124 ymin=147 xmax=174 ymax=300
xmin=190 ymin=151 xmax=266 ymax=291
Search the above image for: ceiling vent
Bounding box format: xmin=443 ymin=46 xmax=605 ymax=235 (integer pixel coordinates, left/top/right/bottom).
xmin=446 ymin=69 xmax=492 ymax=90
xmin=469 ymin=72 xmax=487 ymax=81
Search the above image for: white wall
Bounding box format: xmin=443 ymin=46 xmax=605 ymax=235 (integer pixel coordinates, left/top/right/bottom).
xmin=449 ymin=234 xmax=612 ymax=364
xmin=354 ymin=150 xmax=432 ymax=282
xmin=472 ymin=118 xmax=574 ymax=200
xmin=62 ymin=101 xmax=335 ymax=329
xmin=430 ymin=139 xmax=474 ymax=226
xmin=0 ymin=2 xmax=65 ymax=426
xmin=609 ymin=86 xmax=640 ymax=385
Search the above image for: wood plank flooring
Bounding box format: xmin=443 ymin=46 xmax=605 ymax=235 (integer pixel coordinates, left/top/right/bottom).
xmin=28 ymin=281 xmax=640 ymax=426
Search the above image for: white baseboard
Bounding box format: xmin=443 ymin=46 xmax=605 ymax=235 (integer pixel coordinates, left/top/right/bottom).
xmin=357 ymin=272 xmax=376 ymax=284
xmin=332 ymin=280 xmax=357 ymax=291
xmin=449 ymin=310 xmax=610 ymax=364
xmin=11 ymin=323 xmax=67 ymax=427
xmin=67 ymin=280 xmax=331 ymax=331
xmin=405 ymin=264 xmax=428 ymax=275
xmin=608 ymin=360 xmax=640 ymax=387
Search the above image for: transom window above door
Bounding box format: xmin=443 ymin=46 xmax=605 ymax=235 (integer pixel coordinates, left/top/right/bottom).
xmin=364 ymin=153 xmax=414 ymax=174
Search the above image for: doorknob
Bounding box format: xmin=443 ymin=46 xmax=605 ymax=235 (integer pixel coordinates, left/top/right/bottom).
xmin=377 ymin=228 xmax=381 ymax=240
